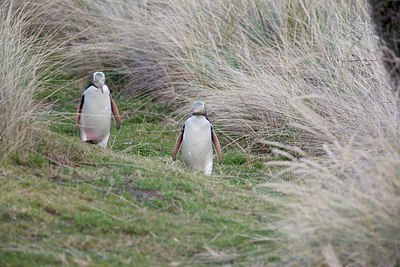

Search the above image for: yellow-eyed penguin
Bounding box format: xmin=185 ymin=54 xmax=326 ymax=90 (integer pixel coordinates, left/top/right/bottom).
xmin=173 ymin=101 xmax=222 ymax=176
xmin=76 ymin=72 xmax=121 ymax=148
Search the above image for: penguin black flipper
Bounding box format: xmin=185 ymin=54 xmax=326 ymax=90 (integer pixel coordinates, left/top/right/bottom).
xmin=76 ymin=94 xmax=85 ymax=127
xmin=110 ymin=95 xmax=121 ymax=130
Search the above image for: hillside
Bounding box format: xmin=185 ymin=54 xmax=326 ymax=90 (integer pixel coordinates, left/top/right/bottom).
xmin=1 ymin=90 xmax=279 ymax=266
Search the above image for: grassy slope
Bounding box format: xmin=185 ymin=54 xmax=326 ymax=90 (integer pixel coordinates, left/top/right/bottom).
xmin=0 ymin=81 xmax=279 ymax=266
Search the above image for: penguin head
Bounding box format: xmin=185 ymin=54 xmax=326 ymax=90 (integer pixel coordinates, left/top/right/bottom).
xmin=192 ymin=101 xmax=207 ymax=116
xmin=92 ymin=72 xmax=105 ymax=93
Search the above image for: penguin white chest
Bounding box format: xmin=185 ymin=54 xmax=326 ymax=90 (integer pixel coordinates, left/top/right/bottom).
xmin=79 ymin=86 xmax=112 ymax=143
xmin=181 ymin=115 xmax=213 ymax=175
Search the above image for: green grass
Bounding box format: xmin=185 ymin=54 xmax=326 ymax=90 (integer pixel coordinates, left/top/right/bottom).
xmin=1 ymin=83 xmax=280 ymax=266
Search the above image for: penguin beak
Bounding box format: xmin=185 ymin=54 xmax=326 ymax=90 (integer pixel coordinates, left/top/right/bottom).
xmin=192 ymin=101 xmax=206 ymax=115
xmin=192 ymin=108 xmax=202 ymax=114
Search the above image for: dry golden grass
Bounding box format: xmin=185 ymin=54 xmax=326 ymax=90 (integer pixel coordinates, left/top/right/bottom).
xmin=30 ymin=0 xmax=397 ymax=147
xmin=0 ymin=1 xmax=53 ymax=162
xmin=262 ymin=121 xmax=400 ymax=265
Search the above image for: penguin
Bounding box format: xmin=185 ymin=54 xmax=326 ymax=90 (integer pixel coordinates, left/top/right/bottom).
xmin=173 ymin=101 xmax=222 ymax=176
xmin=76 ymin=72 xmax=121 ymax=148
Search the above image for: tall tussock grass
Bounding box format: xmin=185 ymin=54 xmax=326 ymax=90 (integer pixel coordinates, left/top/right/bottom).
xmin=33 ymin=0 xmax=397 ymax=148
xmin=0 ymin=1 xmax=82 ymax=166
xmin=0 ymin=1 xmax=56 ymax=163
xmin=264 ymin=122 xmax=400 ymax=265
xmin=14 ymin=0 xmax=400 ymax=265
xmin=27 ymin=0 xmax=181 ymax=97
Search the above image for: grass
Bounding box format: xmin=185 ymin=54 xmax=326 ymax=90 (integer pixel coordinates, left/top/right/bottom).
xmin=0 ymin=0 xmax=54 ymax=163
xmin=1 ymin=84 xmax=280 ymax=266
